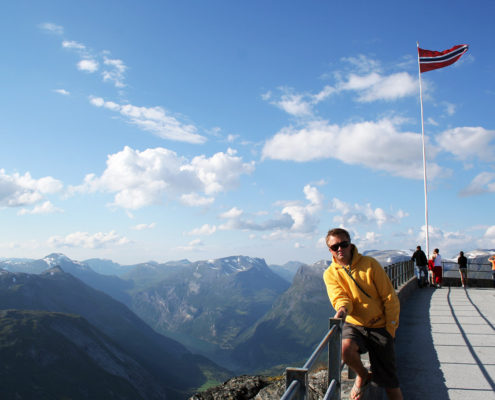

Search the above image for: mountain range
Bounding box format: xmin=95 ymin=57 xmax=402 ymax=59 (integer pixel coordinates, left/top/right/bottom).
xmin=0 ymin=267 xmax=230 ymax=399
xmin=2 ymin=247 xmax=494 ymax=392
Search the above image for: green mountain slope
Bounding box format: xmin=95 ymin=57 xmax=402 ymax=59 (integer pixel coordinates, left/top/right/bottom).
xmin=230 ymin=261 xmax=334 ymax=372
xmin=0 ymin=310 xmax=163 ymax=399
xmin=0 ymin=267 xmax=228 ymax=399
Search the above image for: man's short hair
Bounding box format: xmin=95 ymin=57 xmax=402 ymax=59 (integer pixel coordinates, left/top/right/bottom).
xmin=326 ymin=228 xmax=351 ymax=243
xmin=417 ymin=246 xmax=421 ymax=250
xmin=434 ymin=248 xmax=439 ymax=253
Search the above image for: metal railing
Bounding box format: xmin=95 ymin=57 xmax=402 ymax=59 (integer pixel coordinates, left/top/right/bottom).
xmin=281 ymin=260 xmax=415 ymax=400
xmin=441 ymin=261 xmax=492 ymax=280
xmin=281 ymin=318 xmax=343 ymax=400
xmin=385 ymin=260 xmax=415 ymax=289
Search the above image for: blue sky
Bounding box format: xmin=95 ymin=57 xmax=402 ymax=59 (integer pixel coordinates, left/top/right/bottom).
xmin=1 ymin=1 xmax=494 ymax=265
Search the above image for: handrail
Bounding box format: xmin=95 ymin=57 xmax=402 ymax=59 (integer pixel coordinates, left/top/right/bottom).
xmin=281 ymin=260 xmax=415 ymax=399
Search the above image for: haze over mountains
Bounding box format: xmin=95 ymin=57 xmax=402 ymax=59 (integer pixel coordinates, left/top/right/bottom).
xmin=1 ymin=248 xmax=493 ymax=397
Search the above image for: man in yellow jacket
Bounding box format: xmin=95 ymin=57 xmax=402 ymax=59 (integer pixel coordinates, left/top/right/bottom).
xmin=323 ymin=228 xmax=403 ymax=400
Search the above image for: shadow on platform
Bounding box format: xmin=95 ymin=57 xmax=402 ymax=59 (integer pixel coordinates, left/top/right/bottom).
xmin=395 ymin=287 xmax=449 ymax=400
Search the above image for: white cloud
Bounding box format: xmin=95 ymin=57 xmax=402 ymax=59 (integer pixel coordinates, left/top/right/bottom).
xmin=62 ymin=40 xmax=86 ymax=50
xmin=17 ymin=201 xmax=63 ymax=216
xmin=180 ymin=193 xmax=215 ymax=207
xmin=188 ymin=224 xmax=217 ymax=236
xmin=262 ymin=118 xmax=446 ymax=180
xmin=459 ymin=172 xmax=495 ymax=197
xmin=176 ymin=239 xmax=203 ymax=251
xmin=219 ymin=185 xmax=322 ymax=235
xmin=339 ymin=72 xmax=417 ymax=102
xmin=0 ymin=169 xmax=63 ymax=207
xmin=70 ymin=146 xmax=254 ymax=210
xmin=53 ymin=89 xmax=70 ymax=96
xmin=443 ymin=102 xmax=456 ymax=116
xmin=340 ymin=55 xmax=382 ymax=74
xmin=48 ymin=231 xmax=129 ymax=249
xmin=330 ymin=198 xmax=407 ymax=227
xmin=416 ymin=225 xmax=473 ymax=257
xmin=77 ymin=59 xmax=99 ymax=73
xmin=89 ymin=96 xmax=207 ymax=144
xmin=39 ymin=22 xmax=64 ymax=35
xmin=131 ymin=222 xmax=156 ymax=231
xmin=264 ymin=57 xmax=417 ymax=118
xmin=102 ymin=57 xmax=127 ymax=88
xmin=220 ymin=207 xmax=243 ymax=219
xmin=436 ymin=127 xmax=495 ymax=163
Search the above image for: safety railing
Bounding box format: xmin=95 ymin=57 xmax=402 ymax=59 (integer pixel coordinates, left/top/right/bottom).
xmin=441 ymin=261 xmax=492 ymax=279
xmin=281 ymin=318 xmax=343 ymax=400
xmin=384 ymin=260 xmax=415 ymax=289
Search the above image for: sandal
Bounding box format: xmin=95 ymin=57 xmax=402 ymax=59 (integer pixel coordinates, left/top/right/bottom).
xmin=350 ymin=373 xmax=372 ymax=400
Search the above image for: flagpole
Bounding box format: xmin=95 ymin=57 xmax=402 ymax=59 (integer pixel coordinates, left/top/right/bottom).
xmin=417 ymin=41 xmax=430 ymax=259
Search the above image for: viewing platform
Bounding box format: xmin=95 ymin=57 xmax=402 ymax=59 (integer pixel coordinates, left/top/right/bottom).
xmin=396 ymin=285 xmax=495 ymax=400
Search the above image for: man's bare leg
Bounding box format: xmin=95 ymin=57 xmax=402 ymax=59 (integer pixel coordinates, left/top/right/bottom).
xmin=342 ymin=338 xmax=370 ymax=397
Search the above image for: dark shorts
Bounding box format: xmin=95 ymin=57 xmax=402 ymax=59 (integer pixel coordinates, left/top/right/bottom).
xmin=342 ymin=322 xmax=399 ymax=389
xmin=459 ymin=268 xmax=467 ymax=276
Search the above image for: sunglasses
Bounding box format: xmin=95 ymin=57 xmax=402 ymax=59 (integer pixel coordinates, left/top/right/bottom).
xmin=329 ymin=241 xmax=350 ymax=252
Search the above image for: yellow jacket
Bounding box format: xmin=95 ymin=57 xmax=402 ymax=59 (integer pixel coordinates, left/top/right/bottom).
xmin=323 ymin=245 xmax=400 ymax=337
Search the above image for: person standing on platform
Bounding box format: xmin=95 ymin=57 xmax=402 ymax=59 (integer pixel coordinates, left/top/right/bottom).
xmin=432 ymin=248 xmax=443 ymax=288
xmin=457 ymin=251 xmax=468 ymax=288
xmin=411 ymin=245 xmax=428 ymax=288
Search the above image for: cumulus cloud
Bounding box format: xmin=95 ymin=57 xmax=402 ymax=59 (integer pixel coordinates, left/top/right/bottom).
xmin=436 ymin=127 xmax=495 ymax=163
xmin=263 ymin=56 xmax=416 ymax=117
xmin=338 ymin=72 xmax=417 ymax=102
xmin=219 ymin=184 xmax=322 ymax=235
xmin=78 ymin=59 xmax=99 ymax=73
xmin=131 ymin=222 xmax=156 ymax=231
xmin=70 ymin=146 xmax=254 ymax=209
xmin=262 ymin=86 xmax=336 ymax=117
xmin=17 ymin=201 xmax=63 ymax=216
xmin=39 ymin=22 xmax=64 ymax=35
xmin=459 ymin=172 xmax=495 ymax=197
xmin=262 ymin=118 xmax=446 ymax=180
xmin=0 ymin=169 xmax=63 ymax=208
xmin=90 ymin=96 xmax=207 ymax=144
xmin=417 ymin=225 xmax=471 ymax=256
xmin=330 ymin=198 xmax=407 ymax=227
xmin=48 ymin=231 xmax=129 ymax=249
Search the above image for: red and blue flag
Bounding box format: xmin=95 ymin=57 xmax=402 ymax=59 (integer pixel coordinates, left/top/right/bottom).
xmin=418 ymin=44 xmax=469 ymax=73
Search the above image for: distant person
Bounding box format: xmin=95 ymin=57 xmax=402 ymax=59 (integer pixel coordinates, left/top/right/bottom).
xmin=457 ymin=251 xmax=468 ymax=288
xmin=489 ymin=255 xmax=495 ymax=288
xmin=432 ymin=248 xmax=443 ymax=288
xmin=427 ymin=257 xmax=435 ymax=287
xmin=323 ymin=228 xmax=403 ymax=400
xmin=411 ymin=246 xmax=428 ymax=288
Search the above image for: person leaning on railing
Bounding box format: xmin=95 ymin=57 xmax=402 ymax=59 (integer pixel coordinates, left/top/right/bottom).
xmin=323 ymin=228 xmax=403 ymax=400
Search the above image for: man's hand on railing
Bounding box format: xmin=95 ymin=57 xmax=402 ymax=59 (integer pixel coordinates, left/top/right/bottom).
xmin=334 ymin=306 xmax=348 ymax=320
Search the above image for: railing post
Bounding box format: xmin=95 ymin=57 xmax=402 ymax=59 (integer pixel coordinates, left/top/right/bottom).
xmin=286 ymin=368 xmax=308 ymax=400
xmin=328 ymin=318 xmax=342 ymax=400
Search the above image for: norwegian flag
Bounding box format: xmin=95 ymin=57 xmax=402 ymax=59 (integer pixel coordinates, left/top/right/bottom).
xmin=418 ymin=44 xmax=469 ymax=73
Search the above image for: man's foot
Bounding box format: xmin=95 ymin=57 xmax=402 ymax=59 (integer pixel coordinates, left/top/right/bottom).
xmin=351 ymin=372 xmax=372 ymax=400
